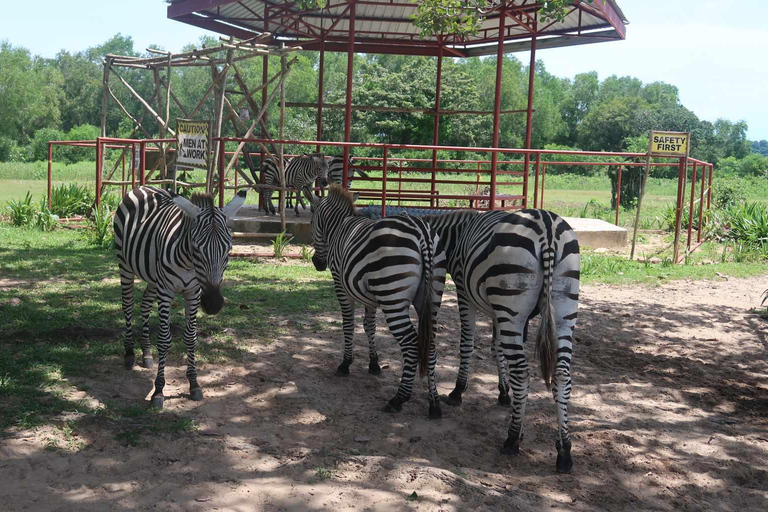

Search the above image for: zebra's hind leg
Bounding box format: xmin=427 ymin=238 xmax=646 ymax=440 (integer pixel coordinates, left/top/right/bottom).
xmin=150 ymin=294 xmax=173 ymax=409
xmin=364 ymin=307 xmax=380 ymax=374
xmin=183 ymin=287 xmax=203 ymax=401
xmin=120 ymin=268 xmax=136 ymax=369
xmin=333 ymin=280 xmax=355 ymax=376
xmin=139 ymin=283 xmax=157 ymax=368
xmin=551 ymin=280 xmax=578 ymax=473
xmin=380 ymin=301 xmax=418 ymax=414
xmin=445 ymin=290 xmax=475 ymax=406
xmin=499 ymin=318 xmax=531 ymax=456
xmin=492 ymin=320 xmax=512 ymax=407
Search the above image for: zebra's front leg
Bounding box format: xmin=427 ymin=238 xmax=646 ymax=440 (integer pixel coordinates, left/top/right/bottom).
xmin=150 ymin=295 xmax=173 ymax=409
xmin=139 ymin=284 xmax=157 ymax=368
xmin=445 ymin=291 xmax=476 ymax=406
xmin=492 ymin=320 xmax=512 ymax=407
xmin=381 ymin=301 xmax=418 ymax=414
xmin=120 ymin=269 xmax=136 ymax=369
xmin=334 ymin=282 xmax=356 ymax=376
xmin=363 ymin=306 xmax=381 ymax=375
xmin=183 ymin=287 xmax=203 ymax=401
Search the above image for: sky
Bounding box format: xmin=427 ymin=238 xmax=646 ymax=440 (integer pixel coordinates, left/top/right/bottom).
xmin=2 ymin=0 xmax=767 ymax=140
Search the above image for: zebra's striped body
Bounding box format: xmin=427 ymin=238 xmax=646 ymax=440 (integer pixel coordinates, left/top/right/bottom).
xmin=260 ymin=154 xmax=329 ymax=216
xmin=311 ymin=185 xmax=447 ymax=418
xmin=424 ymin=209 xmax=580 ymax=473
xmin=328 ymin=155 xmax=369 ymax=189
xmin=113 ymin=186 xmax=246 ymax=409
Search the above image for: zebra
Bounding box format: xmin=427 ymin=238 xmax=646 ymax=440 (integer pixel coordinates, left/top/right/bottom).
xmin=113 ymin=185 xmax=246 ymax=409
xmin=310 ymin=185 xmax=447 ymax=418
xmin=326 ymin=155 xmax=369 ymax=190
xmin=423 ymin=209 xmax=580 ymax=473
xmin=256 ymin=153 xmax=329 ymax=216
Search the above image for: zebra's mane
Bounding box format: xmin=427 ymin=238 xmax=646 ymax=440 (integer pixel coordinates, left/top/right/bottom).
xmin=190 ymin=193 xmax=214 ymax=210
xmin=327 ymin=184 xmax=359 ymax=215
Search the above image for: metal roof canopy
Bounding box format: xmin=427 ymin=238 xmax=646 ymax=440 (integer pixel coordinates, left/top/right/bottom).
xmin=168 ymin=0 xmax=627 ymax=57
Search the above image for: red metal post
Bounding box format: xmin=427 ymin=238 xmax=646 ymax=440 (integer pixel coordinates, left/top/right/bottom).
xmin=219 ymin=139 xmax=226 ymax=207
xmin=524 ymin=152 xmax=536 ymax=208
xmin=140 ymin=141 xmax=147 ymax=186
xmin=121 ymin=150 xmax=126 ymax=197
xmin=381 ymin=146 xmax=388 ymax=218
xmin=235 ymin=154 xmax=239 ymax=193
xmin=533 ymin=153 xmax=540 ymax=208
xmin=687 ymin=162 xmax=697 ymax=251
xmin=540 ymin=163 xmax=546 ymax=209
xmin=615 ymin=166 xmax=622 ymax=226
xmin=697 ymin=160 xmax=706 ymax=243
xmin=131 ymin=144 xmax=136 ymax=189
xmin=342 ymin=0 xmax=356 ymax=190
xmin=316 ymin=40 xmax=325 ymax=152
xmin=47 ymin=142 xmax=52 ymax=210
xmin=430 ymin=45 xmax=443 ymax=208
xmin=522 ymin=18 xmax=538 ymax=208
xmin=95 ymin=138 xmax=103 ymax=206
xmin=260 ymin=8 xmax=269 ymax=209
xmin=672 ymin=157 xmax=687 ymax=263
xmin=707 ymin=164 xmax=713 ymax=209
xmin=489 ymin=5 xmax=506 ymax=210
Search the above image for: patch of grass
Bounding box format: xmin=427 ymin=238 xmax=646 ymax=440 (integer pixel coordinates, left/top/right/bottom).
xmin=315 ymin=467 xmax=335 ymax=481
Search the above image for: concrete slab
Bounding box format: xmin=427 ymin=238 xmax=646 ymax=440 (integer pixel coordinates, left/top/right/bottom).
xmin=563 ymin=217 xmax=627 ymax=248
xmin=231 ymin=207 xmax=628 ymax=248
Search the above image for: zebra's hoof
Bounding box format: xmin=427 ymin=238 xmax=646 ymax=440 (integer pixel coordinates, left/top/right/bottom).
xmin=498 ymin=392 xmax=511 ymax=407
xmin=502 ymin=434 xmax=523 ymax=456
xmin=428 ymin=403 xmax=442 ymax=420
xmin=150 ymin=395 xmax=164 ymax=410
xmin=142 ymin=356 xmax=154 ymax=369
xmin=190 ymin=387 xmax=204 ymax=401
xmin=556 ymin=440 xmax=573 ymax=474
xmin=335 ymin=361 xmax=351 ymax=376
xmin=443 ymin=390 xmax=463 ymax=406
xmin=382 ymin=399 xmax=403 ymax=414
xmin=124 ymin=354 xmax=135 ymax=370
xmin=368 ymin=360 xmax=381 ymax=375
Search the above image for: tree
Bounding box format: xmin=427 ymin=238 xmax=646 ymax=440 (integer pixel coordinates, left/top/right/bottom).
xmin=577 ymin=97 xmax=648 ymax=152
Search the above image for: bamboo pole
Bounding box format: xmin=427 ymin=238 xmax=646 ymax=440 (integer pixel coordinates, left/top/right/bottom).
xmin=109 ymin=65 xmax=176 ymax=136
xmin=209 ymin=47 xmax=234 ymax=194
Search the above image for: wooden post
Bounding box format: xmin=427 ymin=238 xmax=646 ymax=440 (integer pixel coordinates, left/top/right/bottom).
xmin=210 ymin=47 xmax=234 ymax=194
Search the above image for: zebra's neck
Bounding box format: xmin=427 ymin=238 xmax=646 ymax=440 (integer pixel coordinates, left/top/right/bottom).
xmin=327 ymin=215 xmax=372 ymax=267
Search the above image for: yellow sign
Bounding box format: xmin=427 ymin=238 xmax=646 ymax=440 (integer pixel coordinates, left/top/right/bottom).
xmin=649 ymin=130 xmax=690 ymax=157
xmin=177 ymin=119 xmax=211 ymax=169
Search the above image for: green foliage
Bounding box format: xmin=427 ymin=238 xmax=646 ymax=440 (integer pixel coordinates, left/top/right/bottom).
xmin=87 ymin=203 xmax=114 ymax=249
xmin=34 ymin=198 xmax=59 ymax=232
xmin=49 ymin=183 xmax=94 ymax=217
xmin=272 ymin=231 xmax=293 ymax=259
xmin=300 ymin=245 xmax=314 ymax=262
xmin=721 ymin=202 xmax=768 ymax=250
xmin=30 ymin=128 xmax=65 ymax=162
xmin=5 ymin=192 xmax=35 ymax=226
xmin=713 ymin=177 xmax=747 ymax=209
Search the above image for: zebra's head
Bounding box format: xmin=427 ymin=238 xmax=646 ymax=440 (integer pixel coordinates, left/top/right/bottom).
xmin=173 ymin=190 xmax=247 ymax=315
xmin=311 ymin=153 xmax=330 ymax=187
xmin=310 ymin=184 xmax=358 ymax=272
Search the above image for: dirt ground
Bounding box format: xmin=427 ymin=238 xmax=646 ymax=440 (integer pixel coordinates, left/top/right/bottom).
xmin=2 ymin=275 xmax=768 ymax=511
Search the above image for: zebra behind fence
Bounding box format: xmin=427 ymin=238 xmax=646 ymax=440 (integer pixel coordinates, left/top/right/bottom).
xmin=322 ymin=155 xmax=369 ymax=194
xmin=424 ymin=209 xmax=580 ymax=473
xmin=257 ymin=154 xmax=329 ymax=216
xmin=113 ymin=186 xmax=246 ymax=409
xmin=310 ymin=185 xmax=447 ymax=418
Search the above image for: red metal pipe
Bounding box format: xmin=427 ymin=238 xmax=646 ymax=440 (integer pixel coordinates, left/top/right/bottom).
xmin=697 ymin=160 xmax=706 ymax=243
xmin=140 ymin=142 xmax=147 ymax=186
xmin=47 ymin=143 xmax=53 ymax=210
xmin=316 ymin=39 xmax=325 ymax=152
xmin=131 ymin=144 xmax=136 ymax=189
xmin=672 ymin=158 xmax=687 ymax=263
xmin=707 ymin=164 xmax=713 ymax=209
xmin=121 ymin=152 xmax=127 ymax=197
xmin=522 ymin=17 xmax=537 ymax=210
xmin=381 ymin=146 xmax=388 ymax=218
xmin=489 ymin=5 xmax=506 ymax=210
xmin=430 ymin=45 xmax=443 ymax=208
xmin=533 ymin=154 xmax=540 ymax=208
xmin=687 ymin=162 xmax=697 ymax=251
xmin=540 ymin=163 xmax=546 ymax=209
xmin=95 ymin=138 xmax=102 ymax=207
xmin=615 ymin=165 xmax=622 ymax=226
xmin=526 ymin=152 xmax=537 ymax=208
xmin=219 ymin=139 xmax=226 ymax=207
xmin=342 ymin=0 xmax=356 ymax=190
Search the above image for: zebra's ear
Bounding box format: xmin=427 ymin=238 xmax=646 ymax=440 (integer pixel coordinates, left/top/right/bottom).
xmin=222 ymin=189 xmax=247 ymax=219
xmin=352 ymin=192 xmax=360 ymax=203
xmin=173 ymin=195 xmax=202 ymax=219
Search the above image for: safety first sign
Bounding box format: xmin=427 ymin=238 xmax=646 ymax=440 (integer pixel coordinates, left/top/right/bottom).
xmin=176 ymin=119 xmax=211 ymax=169
xmin=649 ymin=130 xmax=690 ymax=157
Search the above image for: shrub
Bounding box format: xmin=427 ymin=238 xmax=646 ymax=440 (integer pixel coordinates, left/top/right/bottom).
xmin=723 ymin=202 xmax=768 ymax=248
xmin=713 ymin=177 xmax=747 ymax=209
xmin=87 ymin=203 xmax=114 ymax=249
xmin=35 ymin=198 xmax=59 ymax=232
xmin=5 ymin=193 xmax=35 ymax=226
xmin=31 ymin=128 xmax=65 ymax=162
xmin=0 ymin=137 xmax=15 ymax=162
xmin=49 ymin=183 xmax=94 ymax=217
xmin=272 ymin=231 xmax=292 ymax=259
xmin=62 ymin=125 xmax=100 ymax=164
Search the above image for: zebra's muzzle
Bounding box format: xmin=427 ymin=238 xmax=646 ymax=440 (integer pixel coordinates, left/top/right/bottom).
xmin=201 ymin=285 xmax=225 ymax=315
xmin=312 ymin=254 xmax=327 ymax=271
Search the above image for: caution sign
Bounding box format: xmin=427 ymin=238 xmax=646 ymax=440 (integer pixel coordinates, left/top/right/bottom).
xmin=176 ymin=119 xmax=211 ymax=169
xmin=649 ymin=130 xmax=690 ymax=157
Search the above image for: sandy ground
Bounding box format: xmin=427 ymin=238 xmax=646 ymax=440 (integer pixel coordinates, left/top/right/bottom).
xmin=2 ymin=275 xmax=768 ymax=511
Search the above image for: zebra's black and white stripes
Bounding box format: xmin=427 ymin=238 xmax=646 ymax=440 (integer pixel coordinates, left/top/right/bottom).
xmin=113 ymin=186 xmax=246 ymax=409
xmin=424 ymin=209 xmax=580 ymax=473
xmin=259 ymin=154 xmax=329 ymax=216
xmin=327 ymin=155 xmax=369 ymax=190
xmin=310 ymin=185 xmax=447 ymax=418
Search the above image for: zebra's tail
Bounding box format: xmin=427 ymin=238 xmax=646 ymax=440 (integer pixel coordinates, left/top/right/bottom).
xmin=354 ymin=168 xmax=370 ymax=180
xmin=536 ymin=245 xmax=558 ymax=387
xmin=416 ymin=219 xmax=435 ymax=378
